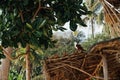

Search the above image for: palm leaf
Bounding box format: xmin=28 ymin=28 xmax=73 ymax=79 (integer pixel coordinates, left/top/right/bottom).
xmin=97 ymin=11 xmax=104 ymax=24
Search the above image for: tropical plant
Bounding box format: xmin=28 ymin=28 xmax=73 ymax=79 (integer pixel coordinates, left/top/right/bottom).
xmin=9 ymin=45 xmax=44 ymax=80
xmin=84 ymin=0 xmax=104 ymax=38
xmin=81 ymin=33 xmax=111 ymax=50
xmin=73 ymin=31 xmax=85 ymax=43
xmin=44 ymin=37 xmax=75 ymax=57
xmin=0 ymin=0 xmax=91 ymax=80
xmin=9 ymin=66 xmax=25 ymax=80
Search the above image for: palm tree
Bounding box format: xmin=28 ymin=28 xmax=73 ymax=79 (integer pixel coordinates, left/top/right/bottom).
xmin=84 ymin=0 xmax=104 ymax=38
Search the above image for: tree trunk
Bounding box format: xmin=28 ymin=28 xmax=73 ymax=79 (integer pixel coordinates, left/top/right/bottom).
xmin=91 ymin=17 xmax=94 ymax=38
xmin=26 ymin=44 xmax=31 ymax=80
xmin=0 ymin=47 xmax=13 ymax=80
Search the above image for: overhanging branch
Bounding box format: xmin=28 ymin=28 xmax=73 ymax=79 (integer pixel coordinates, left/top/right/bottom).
xmin=2 ymin=47 xmax=26 ymax=61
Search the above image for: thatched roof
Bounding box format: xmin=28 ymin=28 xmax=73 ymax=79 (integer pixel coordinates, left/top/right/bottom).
xmin=107 ymin=0 xmax=120 ymax=8
xmin=101 ymin=0 xmax=120 ymax=37
xmin=43 ymin=37 xmax=120 ymax=80
xmin=89 ymin=37 xmax=120 ymax=53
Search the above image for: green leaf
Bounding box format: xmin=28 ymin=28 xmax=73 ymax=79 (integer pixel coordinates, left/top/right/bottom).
xmin=44 ymin=41 xmax=48 ymax=49
xmin=34 ymin=31 xmax=42 ymax=37
xmin=38 ymin=20 xmax=46 ymax=29
xmin=0 ymin=46 xmax=3 ymax=51
xmin=97 ymin=11 xmax=103 ymax=24
xmin=30 ymin=35 xmax=39 ymax=47
xmin=78 ymin=18 xmax=87 ymax=27
xmin=70 ymin=21 xmax=77 ymax=31
xmin=0 ymin=0 xmax=90 ymax=50
xmin=0 ymin=54 xmax=6 ymax=59
xmin=23 ymin=0 xmax=29 ymax=6
xmin=57 ymin=27 xmax=67 ymax=31
xmin=52 ymin=26 xmax=58 ymax=31
xmin=82 ymin=3 xmax=88 ymax=11
xmin=30 ymin=52 xmax=35 ymax=61
xmin=36 ymin=48 xmax=44 ymax=54
xmin=43 ymin=28 xmax=48 ymax=37
xmin=79 ymin=0 xmax=83 ymax=4
xmin=26 ymin=23 xmax=33 ymax=29
xmin=17 ymin=75 xmax=23 ymax=80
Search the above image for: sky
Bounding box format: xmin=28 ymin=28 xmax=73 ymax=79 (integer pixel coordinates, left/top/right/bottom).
xmin=53 ymin=21 xmax=103 ymax=39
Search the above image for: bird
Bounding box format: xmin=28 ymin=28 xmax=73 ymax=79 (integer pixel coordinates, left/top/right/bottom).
xmin=74 ymin=42 xmax=85 ymax=53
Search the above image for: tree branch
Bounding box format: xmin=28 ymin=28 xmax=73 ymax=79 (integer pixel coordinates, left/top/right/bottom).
xmin=32 ymin=1 xmax=41 ymax=22
xmin=2 ymin=47 xmax=26 ymax=61
xmin=31 ymin=1 xmax=52 ymax=22
xmin=19 ymin=10 xmax=24 ymax=23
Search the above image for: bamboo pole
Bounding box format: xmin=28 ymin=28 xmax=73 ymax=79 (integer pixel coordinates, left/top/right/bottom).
xmin=101 ymin=54 xmax=108 ymax=80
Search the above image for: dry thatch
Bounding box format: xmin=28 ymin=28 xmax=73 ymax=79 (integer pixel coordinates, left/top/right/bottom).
xmin=43 ymin=37 xmax=120 ymax=80
xmin=106 ymin=0 xmax=120 ymax=8
xmin=101 ymin=0 xmax=120 ymax=37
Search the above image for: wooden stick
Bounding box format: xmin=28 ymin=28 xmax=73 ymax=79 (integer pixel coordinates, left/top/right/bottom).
xmin=101 ymin=54 xmax=109 ymax=80
xmin=81 ymin=55 xmax=87 ymax=69
xmin=43 ymin=61 xmax=51 ymax=80
xmin=62 ymin=63 xmax=104 ymax=79
xmin=48 ymin=65 xmax=65 ymax=71
xmin=103 ymin=49 xmax=120 ymax=53
xmin=19 ymin=10 xmax=24 ymax=23
xmin=88 ymin=59 xmax=103 ymax=79
xmin=94 ymin=61 xmax=103 ymax=74
xmin=32 ymin=1 xmax=41 ymax=22
xmin=47 ymin=54 xmax=86 ymax=62
xmin=63 ymin=66 xmax=77 ymax=79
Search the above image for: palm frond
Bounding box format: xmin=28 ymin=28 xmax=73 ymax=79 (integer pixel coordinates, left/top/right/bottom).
xmin=91 ymin=1 xmax=102 ymax=13
xmin=97 ymin=11 xmax=104 ymax=24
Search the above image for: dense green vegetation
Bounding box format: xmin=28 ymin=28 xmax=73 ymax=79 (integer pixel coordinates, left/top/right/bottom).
xmin=0 ymin=0 xmax=114 ymax=79
xmin=0 ymin=0 xmax=91 ymax=80
xmin=8 ymin=32 xmax=110 ymax=79
xmin=82 ymin=33 xmax=111 ymax=50
xmin=0 ymin=0 xmax=91 ymax=48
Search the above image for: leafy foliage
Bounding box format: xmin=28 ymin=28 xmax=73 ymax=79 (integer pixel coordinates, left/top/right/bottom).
xmin=84 ymin=0 xmax=103 ymax=38
xmin=73 ymin=31 xmax=85 ymax=43
xmin=9 ymin=66 xmax=25 ymax=80
xmin=43 ymin=37 xmax=75 ymax=58
xmin=81 ymin=33 xmax=111 ymax=50
xmin=10 ymin=46 xmax=44 ymax=79
xmin=0 ymin=0 xmax=90 ymax=48
xmin=0 ymin=0 xmax=90 ymax=78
